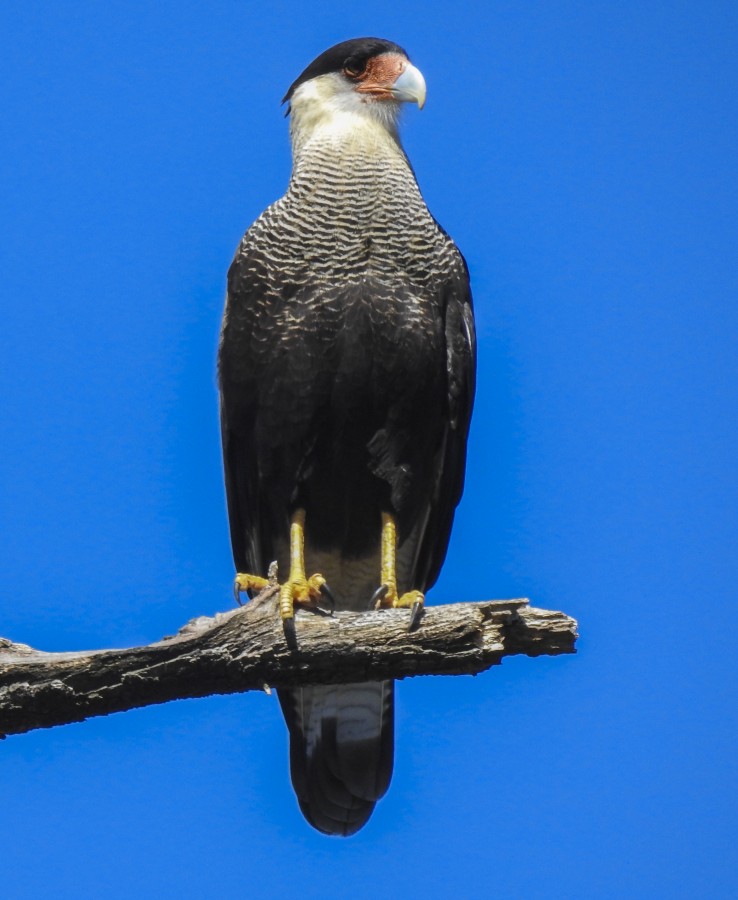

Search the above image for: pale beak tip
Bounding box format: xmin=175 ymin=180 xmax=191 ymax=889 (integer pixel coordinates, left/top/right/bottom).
xmin=392 ymin=62 xmax=427 ymax=110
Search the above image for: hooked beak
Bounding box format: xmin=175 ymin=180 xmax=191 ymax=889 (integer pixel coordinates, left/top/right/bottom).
xmin=391 ymin=63 xmax=427 ymax=109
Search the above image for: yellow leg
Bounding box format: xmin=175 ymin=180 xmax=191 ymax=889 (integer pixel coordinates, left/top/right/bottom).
xmin=375 ymin=512 xmax=424 ymax=627
xmin=232 ymin=509 xmax=331 ymax=616
xmin=279 ymin=508 xmax=332 ymax=621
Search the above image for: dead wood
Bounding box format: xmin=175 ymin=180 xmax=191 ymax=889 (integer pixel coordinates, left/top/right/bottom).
xmin=0 ymin=587 xmax=577 ymax=738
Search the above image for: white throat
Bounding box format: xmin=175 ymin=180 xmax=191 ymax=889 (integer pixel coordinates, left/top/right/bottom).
xmin=288 ymin=73 xmax=403 ymax=162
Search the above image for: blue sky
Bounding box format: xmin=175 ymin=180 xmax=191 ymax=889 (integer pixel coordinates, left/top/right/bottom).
xmin=2 ymin=2 xmax=737 ymax=897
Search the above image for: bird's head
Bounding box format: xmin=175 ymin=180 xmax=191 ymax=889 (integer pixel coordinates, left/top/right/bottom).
xmin=283 ymin=38 xmax=426 ymax=150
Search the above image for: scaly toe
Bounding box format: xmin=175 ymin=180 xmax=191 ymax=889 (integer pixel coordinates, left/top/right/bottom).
xmin=233 ymin=573 xmax=270 ymax=605
xmin=306 ymin=573 xmax=327 ymax=601
xmin=373 ymin=587 xmax=425 ymax=624
xmin=393 ymin=590 xmax=425 ymax=630
xmin=304 ymin=574 xmax=334 ymax=614
xmin=393 ymin=589 xmax=425 ymax=610
xmin=279 ymin=573 xmax=332 ymax=620
xmin=279 ymin=581 xmax=300 ymax=621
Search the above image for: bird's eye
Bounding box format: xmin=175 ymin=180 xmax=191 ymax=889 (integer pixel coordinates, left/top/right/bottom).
xmin=343 ymin=62 xmax=364 ymax=78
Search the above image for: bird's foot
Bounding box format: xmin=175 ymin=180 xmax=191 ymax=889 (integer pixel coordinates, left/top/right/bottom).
xmin=233 ymin=573 xmax=270 ymax=605
xmin=279 ymin=573 xmax=334 ymax=621
xmin=371 ymin=585 xmax=425 ymax=630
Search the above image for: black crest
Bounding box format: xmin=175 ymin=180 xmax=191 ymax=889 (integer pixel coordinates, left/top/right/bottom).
xmin=282 ymin=37 xmax=408 ymax=105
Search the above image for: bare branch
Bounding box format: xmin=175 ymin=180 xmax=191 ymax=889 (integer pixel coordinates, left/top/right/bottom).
xmin=0 ymin=588 xmax=577 ymax=738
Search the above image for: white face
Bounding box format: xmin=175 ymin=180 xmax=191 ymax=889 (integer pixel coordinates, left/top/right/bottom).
xmin=287 ymin=54 xmax=427 ymax=151
xmin=291 ymin=71 xmax=404 ymax=132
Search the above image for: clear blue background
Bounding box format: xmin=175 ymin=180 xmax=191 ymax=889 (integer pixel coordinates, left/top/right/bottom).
xmin=2 ymin=3 xmax=737 ymax=897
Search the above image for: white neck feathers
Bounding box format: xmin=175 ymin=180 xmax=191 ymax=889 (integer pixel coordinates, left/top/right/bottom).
xmin=288 ymin=73 xmax=403 ymax=162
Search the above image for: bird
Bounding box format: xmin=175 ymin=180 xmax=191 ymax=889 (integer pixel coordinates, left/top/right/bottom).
xmin=218 ymin=37 xmax=476 ymax=836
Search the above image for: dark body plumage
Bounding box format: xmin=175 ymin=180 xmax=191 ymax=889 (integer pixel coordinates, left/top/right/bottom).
xmin=219 ymin=38 xmax=475 ymax=835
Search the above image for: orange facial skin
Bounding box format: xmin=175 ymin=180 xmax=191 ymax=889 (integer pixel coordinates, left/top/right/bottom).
xmin=351 ymin=53 xmax=408 ymax=101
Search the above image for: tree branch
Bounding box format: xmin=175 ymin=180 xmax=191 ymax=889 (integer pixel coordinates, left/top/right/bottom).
xmin=0 ymin=587 xmax=577 ymax=738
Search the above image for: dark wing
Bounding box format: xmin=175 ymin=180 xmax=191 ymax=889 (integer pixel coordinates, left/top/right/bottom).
xmin=220 ymin=400 xmax=262 ymax=576
xmin=219 ymin=240 xmax=277 ymax=578
xmin=414 ymin=249 xmax=476 ymax=590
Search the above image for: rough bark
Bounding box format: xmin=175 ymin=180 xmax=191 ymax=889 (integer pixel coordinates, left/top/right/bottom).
xmin=0 ymin=587 xmax=577 ymax=738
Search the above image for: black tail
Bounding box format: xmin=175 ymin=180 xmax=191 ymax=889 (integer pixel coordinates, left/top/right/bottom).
xmin=278 ymin=680 xmax=394 ymax=836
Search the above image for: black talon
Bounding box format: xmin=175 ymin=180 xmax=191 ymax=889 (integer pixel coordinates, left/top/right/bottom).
xmin=408 ymin=599 xmax=424 ymax=631
xmin=370 ymin=584 xmax=390 ymax=609
xmin=233 ymin=581 xmax=243 ymax=606
xmin=283 ymin=615 xmax=297 ymax=649
xmin=318 ymin=582 xmax=335 ymax=615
